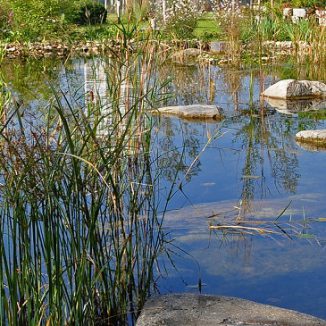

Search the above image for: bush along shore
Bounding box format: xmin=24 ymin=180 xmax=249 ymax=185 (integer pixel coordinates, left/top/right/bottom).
xmin=1 ymin=39 xmax=325 ymax=65
xmin=0 ymin=0 xmax=325 ymax=62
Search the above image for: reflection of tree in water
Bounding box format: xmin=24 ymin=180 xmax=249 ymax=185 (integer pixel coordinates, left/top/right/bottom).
xmin=155 ymin=117 xmax=209 ymax=183
xmin=156 ymin=62 xmax=326 ymax=219
xmin=222 ymin=68 xmax=242 ymax=111
xmin=1 ymin=57 xmax=63 ymax=103
xmin=159 ymin=63 xmax=217 ymax=105
xmin=233 ymin=111 xmax=300 ymax=217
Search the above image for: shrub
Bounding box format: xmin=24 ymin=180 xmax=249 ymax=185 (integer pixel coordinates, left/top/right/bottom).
xmin=160 ymin=0 xmax=200 ymax=39
xmin=0 ymin=2 xmax=13 ymax=38
xmin=73 ymin=2 xmax=107 ymax=25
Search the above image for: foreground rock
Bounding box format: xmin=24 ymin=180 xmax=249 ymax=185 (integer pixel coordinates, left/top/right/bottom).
xmin=262 ymin=79 xmax=326 ymax=100
xmin=296 ymin=130 xmax=326 ymax=149
xmin=264 ymin=97 xmax=326 ymax=114
xmin=152 ymin=104 xmax=223 ymax=120
xmin=137 ymin=294 xmax=326 ymax=326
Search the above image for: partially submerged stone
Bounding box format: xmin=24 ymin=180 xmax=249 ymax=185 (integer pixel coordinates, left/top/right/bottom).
xmin=152 ymin=104 xmax=223 ymax=120
xmin=137 ymin=294 xmax=326 ymax=326
xmin=209 ymin=41 xmax=229 ymax=54
xmin=261 ymin=79 xmax=326 ymax=100
xmin=264 ymin=97 xmax=326 ymax=115
xmin=171 ymin=48 xmax=203 ymax=64
xmin=296 ymin=130 xmax=326 ymax=148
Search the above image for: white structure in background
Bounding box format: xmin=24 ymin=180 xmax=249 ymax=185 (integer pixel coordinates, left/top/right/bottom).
xmin=84 ymin=58 xmax=110 ymax=137
xmin=316 ymin=9 xmax=326 ymax=27
xmin=292 ymin=8 xmax=307 ymax=23
xmin=84 ymin=58 xmax=129 ymax=137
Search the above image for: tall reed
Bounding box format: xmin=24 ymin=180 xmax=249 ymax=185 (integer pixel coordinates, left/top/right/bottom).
xmin=0 ymin=30 xmax=173 ymax=325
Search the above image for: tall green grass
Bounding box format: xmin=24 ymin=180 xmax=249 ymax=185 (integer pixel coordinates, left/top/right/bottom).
xmin=0 ymin=33 xmax=173 ymax=325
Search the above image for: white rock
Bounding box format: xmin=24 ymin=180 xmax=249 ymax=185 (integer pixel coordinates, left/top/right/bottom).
xmin=152 ymin=104 xmax=223 ymax=120
xmin=296 ymin=130 xmax=326 ymax=147
xmin=292 ymin=8 xmax=307 ymax=18
xmin=171 ymin=48 xmax=202 ymax=63
xmin=261 ymin=79 xmax=326 ymax=100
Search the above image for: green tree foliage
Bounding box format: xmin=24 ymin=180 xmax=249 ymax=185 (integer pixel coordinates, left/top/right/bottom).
xmin=0 ymin=0 xmax=107 ymax=42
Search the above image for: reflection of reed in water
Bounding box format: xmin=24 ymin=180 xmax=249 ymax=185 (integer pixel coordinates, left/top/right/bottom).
xmin=0 ymin=42 xmax=176 ymax=325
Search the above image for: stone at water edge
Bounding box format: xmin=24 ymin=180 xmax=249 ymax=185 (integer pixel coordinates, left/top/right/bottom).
xmin=209 ymin=41 xmax=229 ymax=54
xmin=136 ymin=294 xmax=326 ymax=326
xmin=152 ymin=104 xmax=223 ymax=120
xmin=261 ymin=79 xmax=326 ymax=100
xmin=171 ymin=48 xmax=203 ymax=63
xmin=296 ymin=130 xmax=326 ymax=146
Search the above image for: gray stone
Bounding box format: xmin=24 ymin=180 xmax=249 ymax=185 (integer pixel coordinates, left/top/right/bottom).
xmin=264 ymin=97 xmax=326 ymax=115
xmin=137 ymin=294 xmax=326 ymax=326
xmin=209 ymin=41 xmax=228 ymax=53
xmin=171 ymin=48 xmax=203 ymax=64
xmin=152 ymin=104 xmax=223 ymax=120
xmin=296 ymin=130 xmax=326 ymax=148
xmin=261 ymin=79 xmax=326 ymax=100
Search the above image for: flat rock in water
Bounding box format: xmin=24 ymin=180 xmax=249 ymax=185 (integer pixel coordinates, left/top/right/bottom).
xmin=136 ymin=294 xmax=326 ymax=326
xmin=261 ymin=79 xmax=326 ymax=99
xmin=209 ymin=41 xmax=229 ymax=53
xmin=296 ymin=130 xmax=326 ymax=149
xmin=153 ymin=105 xmax=223 ymax=120
xmin=264 ymin=97 xmax=326 ymax=114
xmin=171 ymin=48 xmax=202 ymax=64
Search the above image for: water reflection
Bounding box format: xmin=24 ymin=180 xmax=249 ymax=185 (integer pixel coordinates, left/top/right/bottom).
xmin=265 ymin=97 xmax=326 ymax=115
xmin=2 ymin=56 xmax=326 ymax=319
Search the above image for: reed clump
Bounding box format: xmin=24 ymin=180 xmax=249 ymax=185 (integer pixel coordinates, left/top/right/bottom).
xmin=0 ymin=32 xmax=172 ymax=325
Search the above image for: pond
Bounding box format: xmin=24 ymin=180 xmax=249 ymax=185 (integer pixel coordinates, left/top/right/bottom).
xmin=1 ymin=54 xmax=326 ymax=322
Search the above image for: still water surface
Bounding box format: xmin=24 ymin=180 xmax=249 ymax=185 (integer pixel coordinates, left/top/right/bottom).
xmin=2 ymin=56 xmax=326 ymax=318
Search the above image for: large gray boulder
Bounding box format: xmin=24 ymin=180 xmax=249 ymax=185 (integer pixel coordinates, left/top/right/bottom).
xmin=137 ymin=294 xmax=326 ymax=326
xmin=262 ymin=79 xmax=326 ymax=100
xmin=152 ymin=104 xmax=223 ymax=120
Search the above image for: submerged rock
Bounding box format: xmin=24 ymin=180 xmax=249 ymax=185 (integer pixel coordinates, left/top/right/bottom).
xmin=262 ymin=79 xmax=326 ymax=100
xmin=209 ymin=41 xmax=229 ymax=53
xmin=152 ymin=104 xmax=223 ymax=120
xmin=296 ymin=130 xmax=326 ymax=148
xmin=264 ymin=97 xmax=326 ymax=115
xmin=171 ymin=48 xmax=203 ymax=64
xmin=137 ymin=294 xmax=326 ymax=326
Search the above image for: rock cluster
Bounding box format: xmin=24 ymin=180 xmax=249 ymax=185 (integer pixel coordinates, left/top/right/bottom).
xmin=283 ymin=7 xmax=326 ymax=26
xmin=1 ymin=40 xmax=136 ymax=59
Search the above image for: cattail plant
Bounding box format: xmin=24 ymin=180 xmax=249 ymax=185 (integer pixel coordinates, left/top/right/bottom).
xmin=0 ymin=31 xmax=175 ymax=325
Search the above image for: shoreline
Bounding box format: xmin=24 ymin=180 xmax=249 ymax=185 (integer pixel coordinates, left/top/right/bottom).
xmin=1 ymin=39 xmax=325 ymax=60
